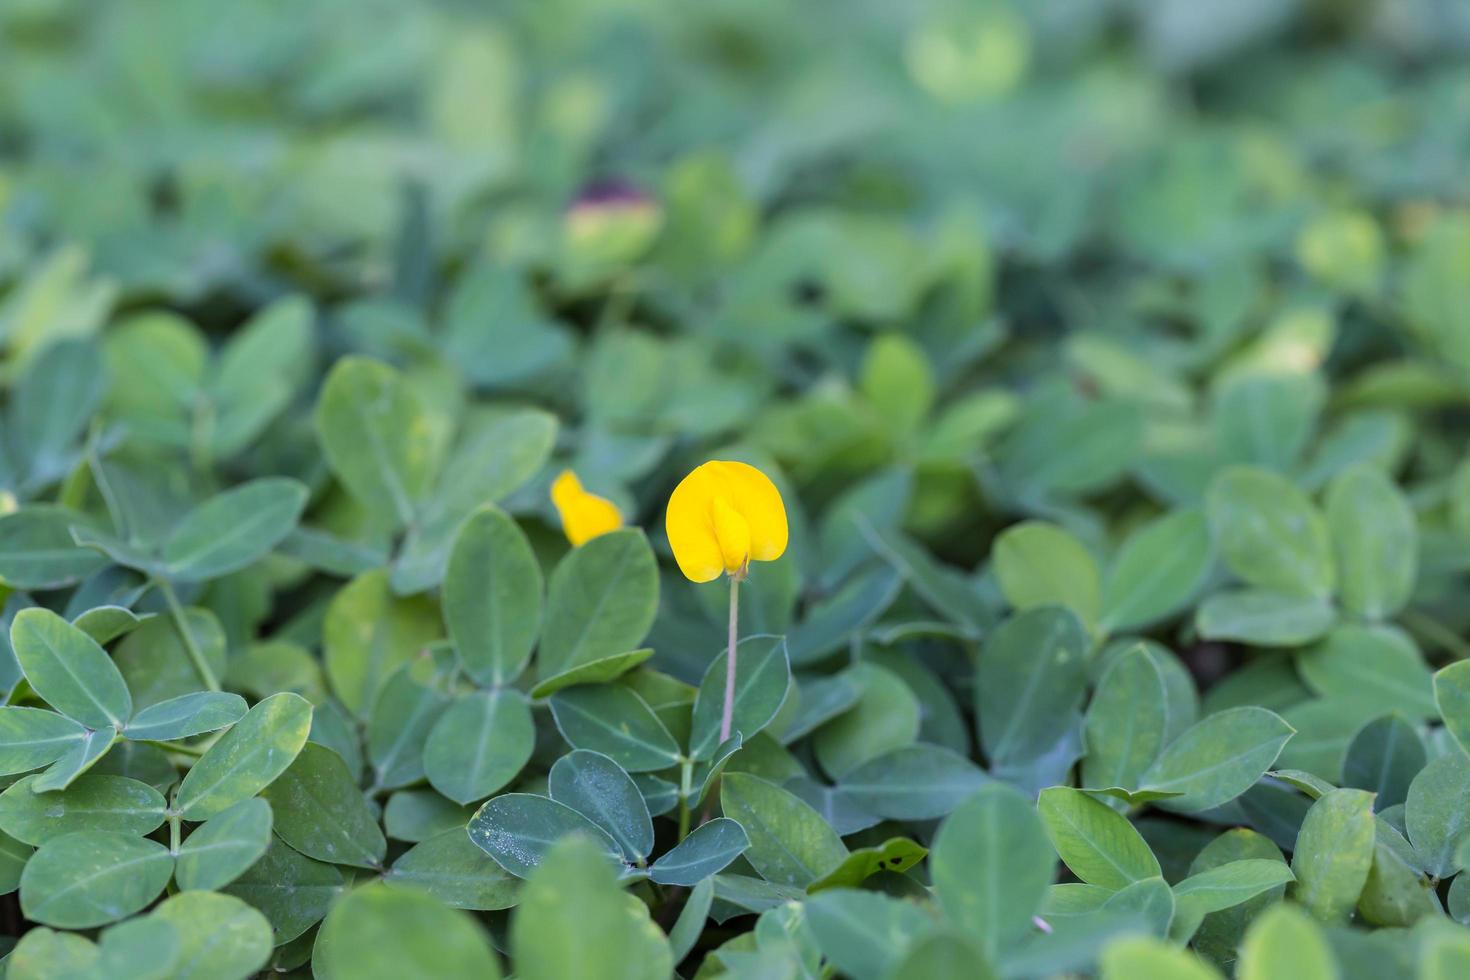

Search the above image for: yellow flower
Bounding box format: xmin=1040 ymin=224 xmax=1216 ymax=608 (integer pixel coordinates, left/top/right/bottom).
xmin=666 ymin=460 xmax=787 ymax=582
xmin=551 ymin=470 xmax=623 ymax=546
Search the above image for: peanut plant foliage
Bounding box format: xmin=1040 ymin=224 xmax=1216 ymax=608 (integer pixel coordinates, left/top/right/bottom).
xmin=0 ymin=0 xmax=1469 ymax=978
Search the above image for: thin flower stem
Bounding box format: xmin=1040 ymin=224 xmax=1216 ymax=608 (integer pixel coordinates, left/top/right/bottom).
xmin=720 ymin=575 xmax=740 ymax=743
xmin=157 ymin=578 xmax=221 ymax=692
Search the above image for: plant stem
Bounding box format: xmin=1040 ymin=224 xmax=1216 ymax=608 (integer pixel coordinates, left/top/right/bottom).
xmin=157 ymin=578 xmax=221 ymax=692
xmin=720 ymin=574 xmax=740 ymax=743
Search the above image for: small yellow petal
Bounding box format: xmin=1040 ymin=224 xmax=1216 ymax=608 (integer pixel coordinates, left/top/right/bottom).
xmin=710 ymin=496 xmax=751 ymax=574
xmin=666 ymin=460 xmax=787 ymax=582
xmin=551 ymin=470 xmax=623 ymax=547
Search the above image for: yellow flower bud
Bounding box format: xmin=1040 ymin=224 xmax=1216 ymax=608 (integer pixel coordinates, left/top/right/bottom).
xmin=666 ymin=461 xmax=787 ymax=582
xmin=551 ymin=470 xmax=623 ymax=546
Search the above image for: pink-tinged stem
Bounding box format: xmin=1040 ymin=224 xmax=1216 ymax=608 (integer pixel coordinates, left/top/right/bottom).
xmin=720 ymin=575 xmax=740 ymax=743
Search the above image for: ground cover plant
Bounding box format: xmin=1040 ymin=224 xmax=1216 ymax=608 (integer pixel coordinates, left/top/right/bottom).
xmin=2 ymin=0 xmax=1470 ymax=977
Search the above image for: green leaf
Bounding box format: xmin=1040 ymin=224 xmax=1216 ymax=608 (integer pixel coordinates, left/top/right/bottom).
xmin=1037 ymin=786 xmax=1161 ymax=889
xmin=807 ymin=836 xmax=927 ymax=893
xmin=176 ymin=692 xmax=313 ymax=821
xmin=316 ymin=881 xmax=504 ymax=980
xmin=161 ymin=478 xmax=308 ymax=582
xmin=976 ymin=606 xmax=1088 ymax=769
xmin=386 ymin=828 xmax=518 ymax=910
xmin=0 ymin=506 xmax=107 ymax=590
xmin=669 ymin=877 xmax=714 ymax=963
xmin=1298 ymin=626 xmax=1435 ymax=720
xmin=124 ymin=691 xmax=247 ymax=742
xmin=529 ymin=648 xmax=653 ymax=699
xmin=805 ymin=888 xmax=935 ymax=980
xmin=314 ymin=356 xmax=439 ymax=529
xmin=1405 ymin=751 xmax=1470 ymax=878
xmin=539 ymin=529 xmax=659 ymax=677
xmin=20 ymin=830 xmax=173 ymax=928
xmin=443 ymin=506 xmax=542 ymax=686
xmin=1187 ymin=829 xmax=1288 ymax=968
xmin=931 ymin=782 xmax=1054 ymax=959
xmin=548 ymin=749 xmax=653 ymax=863
xmin=10 ymin=338 xmax=105 ymax=486
xmin=424 ymin=689 xmax=535 ymax=804
xmin=11 ymin=607 xmax=131 ymax=729
xmin=1102 ymin=876 xmax=1175 ymax=935
xmin=0 ymin=707 xmax=87 ymax=776
xmin=1099 ymin=509 xmax=1213 ymax=633
xmin=862 ymin=525 xmax=989 ymax=635
xmin=467 ymin=793 xmax=623 ymax=878
xmin=1211 ymin=372 xmax=1323 ymax=473
xmin=837 ymin=743 xmax=988 ymax=820
xmin=1206 ymin=466 xmax=1334 ymax=598
xmin=1435 ymin=660 xmax=1470 ymax=758
xmin=1341 ymin=715 xmax=1424 ymax=810
xmin=323 ymin=569 xmax=442 ymax=717
xmin=222 ymin=835 xmax=344 ymax=943
xmin=511 ymin=835 xmax=670 ymax=980
xmin=0 ymin=774 xmax=165 ymax=845
xmin=1099 ymin=936 xmax=1224 ymax=980
xmin=384 ymin=789 xmax=474 ymax=843
xmin=71 ymin=606 xmax=151 ymax=646
xmin=814 ymin=662 xmax=920 ymax=778
xmin=786 ymin=565 xmax=903 ymax=665
xmin=1358 ymin=818 xmax=1440 ymax=927
xmin=151 ymin=890 xmax=276 ymax=980
xmin=1195 ymin=589 xmax=1336 ymax=647
xmin=993 ymin=520 xmax=1101 ymax=628
xmin=260 ymin=742 xmax=386 ymax=869
xmin=1140 ymin=706 xmax=1294 ymax=812
xmin=1082 ymin=644 xmax=1189 ymax=795
xmin=689 ymin=635 xmax=790 ymax=760
xmin=720 ymin=772 xmax=847 ymax=887
xmin=367 ymin=660 xmax=448 ymax=791
xmin=1173 ymin=859 xmax=1296 ymax=918
xmin=33 ymin=726 xmax=118 ymax=791
xmin=548 ymin=685 xmax=681 ymax=772
xmin=1235 ymin=904 xmax=1337 ymax=980
xmin=880 ymin=932 xmax=996 ymax=980
xmin=1325 ymin=465 xmax=1416 ymax=620
xmin=174 ymin=797 xmax=273 ymax=891
xmin=649 ymin=817 xmax=750 ymax=886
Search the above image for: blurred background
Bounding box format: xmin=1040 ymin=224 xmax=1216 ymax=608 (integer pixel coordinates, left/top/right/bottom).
xmin=1 ymin=0 xmax=1469 ymax=571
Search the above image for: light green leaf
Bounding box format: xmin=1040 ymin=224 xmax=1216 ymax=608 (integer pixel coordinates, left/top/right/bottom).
xmin=386 ymin=828 xmax=518 ymax=910
xmin=175 ymin=797 xmax=273 ymax=891
xmin=0 ymin=774 xmax=165 ymax=845
xmin=20 ymin=831 xmax=173 ymax=928
xmin=1141 ymin=706 xmax=1294 ymax=812
xmin=837 ymin=743 xmax=988 ymax=820
xmin=976 ymin=606 xmax=1088 ymax=769
xmin=0 ymin=506 xmax=107 ymax=590
xmin=176 ymin=692 xmax=312 ymax=821
xmin=1236 ymin=904 xmax=1337 ymax=980
xmin=151 ymin=890 xmax=275 ymax=980
xmin=1405 ymin=751 xmax=1470 ymax=878
xmin=1325 ymin=465 xmax=1416 ymax=620
xmin=931 ymin=782 xmax=1054 ymax=959
xmin=323 ymin=569 xmax=442 ymax=717
xmin=1195 ymin=588 xmax=1336 ymax=647
xmin=539 ymin=529 xmax=659 ymax=677
xmin=467 ymin=793 xmax=623 ymax=878
xmin=1099 ymin=509 xmax=1213 ymax=633
xmin=548 ymin=685 xmax=681 ymax=772
xmin=222 ymin=835 xmax=344 ymax=944
xmin=548 ymin=749 xmax=653 ymax=863
xmin=1037 ymin=786 xmax=1160 ymax=889
xmin=1206 ymin=466 xmax=1334 ymax=598
xmin=511 ymin=835 xmax=670 ymax=980
xmin=124 ymin=691 xmax=247 ymax=742
xmin=993 ymin=520 xmax=1101 ymax=628
xmin=444 ymin=506 xmax=542 ymax=687
xmin=648 ymin=817 xmax=750 ymax=886
xmin=314 ymin=356 xmax=439 ymax=529
xmin=720 ymin=772 xmax=847 ymax=887
xmin=0 ymin=707 xmax=88 ymax=776
xmin=689 ymin=635 xmax=790 ymax=760
xmin=805 ymin=888 xmax=935 ymax=980
xmin=424 ymin=689 xmax=535 ymax=805
xmin=11 ymin=607 xmax=131 ymax=729
xmin=161 ymin=479 xmax=308 ymax=582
